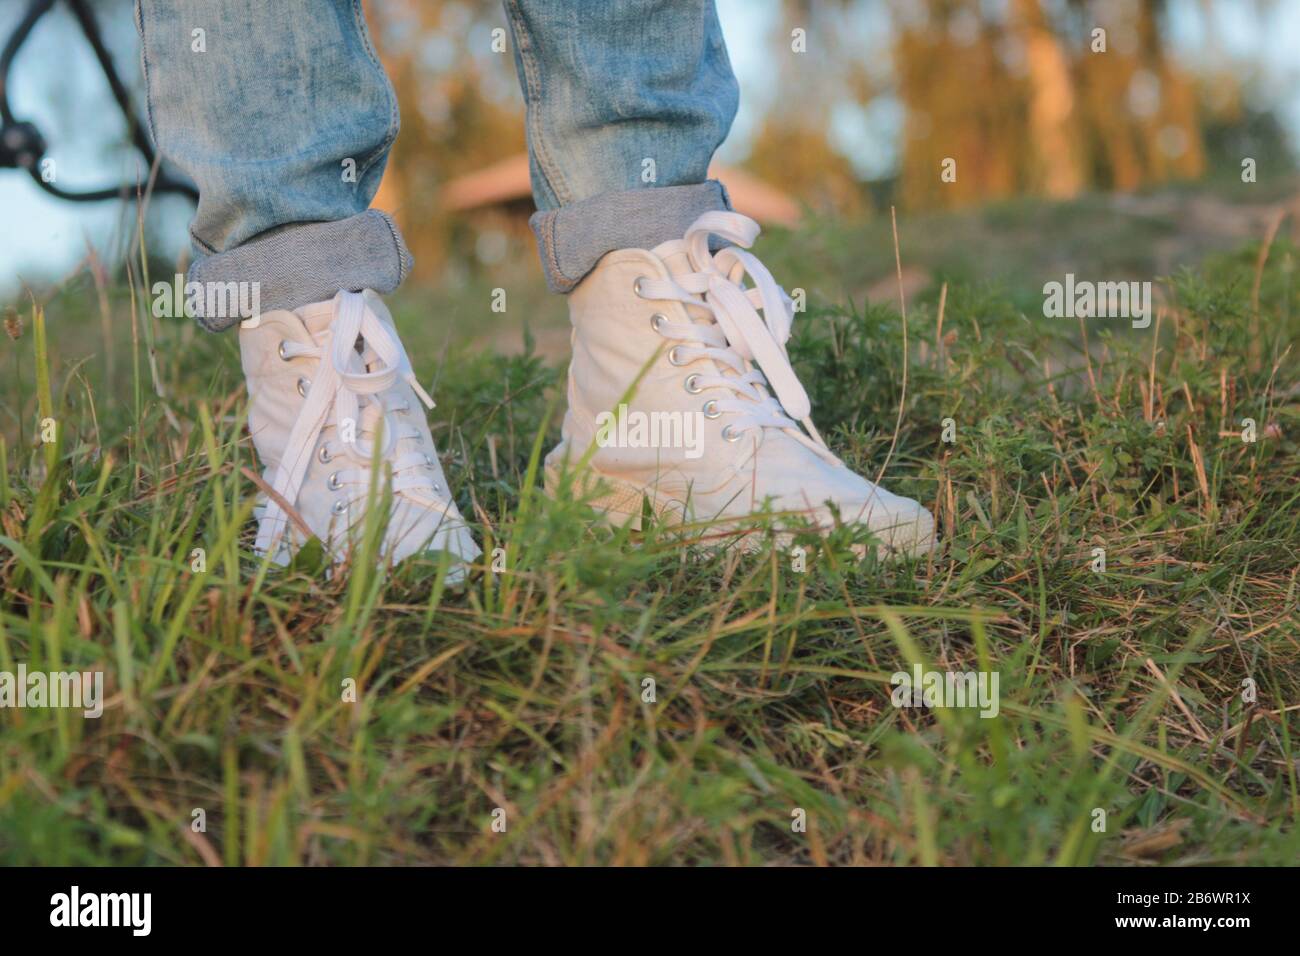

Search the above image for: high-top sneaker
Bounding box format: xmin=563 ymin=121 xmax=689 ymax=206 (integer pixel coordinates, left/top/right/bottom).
xmin=544 ymin=211 xmax=935 ymax=558
xmin=239 ymin=289 xmax=480 ymax=573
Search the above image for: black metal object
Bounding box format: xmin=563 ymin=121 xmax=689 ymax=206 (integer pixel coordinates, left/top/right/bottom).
xmin=0 ymin=0 xmax=196 ymax=202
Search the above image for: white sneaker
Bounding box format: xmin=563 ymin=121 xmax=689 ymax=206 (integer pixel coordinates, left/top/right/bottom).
xmin=239 ymin=289 xmax=481 ymax=573
xmin=544 ymin=211 xmax=936 ymax=558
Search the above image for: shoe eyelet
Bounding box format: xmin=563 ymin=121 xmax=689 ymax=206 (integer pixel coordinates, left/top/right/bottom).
xmin=667 ymin=346 xmax=687 ymax=366
xmin=650 ymin=313 xmax=669 ymax=333
xmin=327 ymin=471 xmax=342 ymax=491
xmin=703 ymin=399 xmax=723 ymax=419
xmin=633 ymin=276 xmax=649 ymax=297
xmin=432 ymin=481 xmax=444 ymax=494
xmin=684 ymin=373 xmax=703 ymax=394
xmin=277 ymin=340 xmax=291 ymax=361
xmin=424 ymin=453 xmax=434 ymax=466
xmin=331 ymin=499 xmax=348 ymax=516
xmin=318 ymin=446 xmax=332 ymax=464
xmin=722 ymin=424 xmax=743 ymax=442
xmin=296 ymin=377 xmax=311 ymax=398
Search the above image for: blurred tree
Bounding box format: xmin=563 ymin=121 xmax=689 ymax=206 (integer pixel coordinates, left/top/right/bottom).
xmin=1015 ymin=0 xmax=1086 ymax=197
xmin=891 ymin=0 xmax=1208 ymax=208
xmin=1067 ymin=0 xmax=1205 ymax=189
xmin=745 ymin=0 xmax=871 ymax=217
xmin=890 ymin=0 xmax=1029 ymax=207
xmin=746 ymin=122 xmax=869 ymax=218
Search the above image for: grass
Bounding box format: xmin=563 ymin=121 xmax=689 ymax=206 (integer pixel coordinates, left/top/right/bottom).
xmin=0 ymin=200 xmax=1298 ymax=866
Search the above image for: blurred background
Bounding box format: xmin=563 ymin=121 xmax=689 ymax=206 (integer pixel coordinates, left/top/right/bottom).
xmin=2 ymin=0 xmax=1299 ymax=355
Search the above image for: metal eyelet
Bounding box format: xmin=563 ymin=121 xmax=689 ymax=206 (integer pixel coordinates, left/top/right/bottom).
xmin=424 ymin=453 xmax=434 ymax=467
xmin=650 ymin=313 xmax=669 ymax=333
xmin=277 ymin=340 xmax=291 ymax=361
xmin=721 ymin=424 xmax=743 ymax=442
xmin=684 ymin=373 xmax=702 ymax=394
xmin=703 ymin=399 xmax=721 ymax=419
xmin=432 ymin=481 xmax=444 ymax=494
xmin=318 ymin=446 xmax=332 ymax=464
xmin=633 ymin=276 xmax=649 ymax=297
xmin=296 ymin=377 xmax=310 ymax=398
xmin=667 ymin=346 xmax=687 ymax=366
xmin=331 ymin=500 xmax=347 ymax=516
xmin=327 ymin=471 xmax=342 ymax=491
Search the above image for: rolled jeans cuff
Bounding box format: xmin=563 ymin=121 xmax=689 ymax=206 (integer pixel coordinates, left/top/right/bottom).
xmin=529 ymin=180 xmax=731 ymax=294
xmin=186 ymin=209 xmax=413 ymax=332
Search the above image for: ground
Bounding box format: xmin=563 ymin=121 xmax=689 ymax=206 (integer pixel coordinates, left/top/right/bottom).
xmin=0 ymin=187 xmax=1297 ymax=865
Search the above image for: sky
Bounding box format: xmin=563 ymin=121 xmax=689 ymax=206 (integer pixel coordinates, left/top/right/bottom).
xmin=1 ymin=0 xmax=1298 ymax=299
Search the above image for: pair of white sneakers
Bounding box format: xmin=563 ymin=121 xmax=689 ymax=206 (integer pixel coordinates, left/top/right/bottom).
xmin=239 ymin=211 xmax=935 ymax=572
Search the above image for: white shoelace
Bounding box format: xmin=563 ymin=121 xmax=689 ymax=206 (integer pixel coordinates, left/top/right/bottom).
xmin=634 ymin=210 xmax=840 ymax=465
xmin=253 ymin=290 xmax=451 ymax=557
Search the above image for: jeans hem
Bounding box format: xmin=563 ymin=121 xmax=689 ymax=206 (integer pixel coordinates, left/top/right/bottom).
xmin=186 ymin=209 xmax=413 ymax=332
xmin=529 ymin=180 xmax=731 ymax=294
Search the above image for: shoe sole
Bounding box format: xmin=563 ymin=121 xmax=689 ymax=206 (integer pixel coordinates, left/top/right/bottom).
xmin=543 ymin=460 xmax=937 ymax=560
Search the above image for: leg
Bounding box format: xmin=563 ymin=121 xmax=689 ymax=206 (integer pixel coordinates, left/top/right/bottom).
xmin=137 ymin=0 xmax=477 ymax=570
xmin=136 ymin=0 xmax=411 ymax=331
xmin=511 ymin=2 xmax=936 ymax=557
xmin=503 ymin=0 xmax=739 ymax=292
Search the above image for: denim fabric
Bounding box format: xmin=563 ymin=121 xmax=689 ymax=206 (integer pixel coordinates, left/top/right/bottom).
xmin=531 ymin=181 xmax=731 ymax=293
xmin=135 ymin=2 xmax=398 ymax=251
xmin=505 ymin=0 xmax=739 ymax=290
xmin=185 ymin=211 xmax=412 ymax=332
xmin=502 ymin=1 xmax=738 ymax=211
xmin=135 ymin=0 xmax=738 ymax=326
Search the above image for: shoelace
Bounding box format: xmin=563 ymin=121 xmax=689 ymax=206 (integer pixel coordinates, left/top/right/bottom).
xmin=253 ymin=290 xmax=451 ymax=557
xmin=634 ymin=210 xmax=841 ymax=466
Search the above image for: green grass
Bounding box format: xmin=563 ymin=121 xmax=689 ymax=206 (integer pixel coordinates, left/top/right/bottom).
xmin=0 ymin=207 xmax=1298 ymax=866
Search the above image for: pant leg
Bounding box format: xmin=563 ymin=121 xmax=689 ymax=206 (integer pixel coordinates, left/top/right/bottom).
xmin=503 ymin=0 xmax=739 ymax=292
xmin=135 ymin=0 xmax=412 ymax=331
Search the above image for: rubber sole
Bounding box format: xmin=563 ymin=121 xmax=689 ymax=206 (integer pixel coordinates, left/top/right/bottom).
xmin=543 ymin=460 xmax=938 ymax=560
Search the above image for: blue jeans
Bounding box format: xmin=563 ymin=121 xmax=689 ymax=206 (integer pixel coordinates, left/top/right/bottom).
xmin=134 ymin=0 xmax=738 ymax=331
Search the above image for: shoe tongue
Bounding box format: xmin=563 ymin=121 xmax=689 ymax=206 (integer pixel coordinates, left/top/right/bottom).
xmin=297 ymin=299 xmax=337 ymax=337
xmin=296 ymin=290 xmax=395 ymax=340
xmin=652 ymin=238 xmax=690 ymax=274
